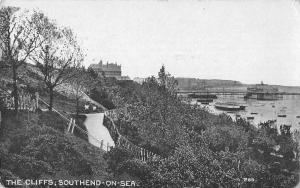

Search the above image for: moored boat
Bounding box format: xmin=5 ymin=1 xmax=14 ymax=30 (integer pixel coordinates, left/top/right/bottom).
xmin=244 ymin=83 xmax=283 ymax=100
xmin=197 ymin=98 xmax=214 ymax=104
xmin=188 ymin=93 xmax=217 ymax=99
xmin=214 ymin=102 xmax=246 ymax=111
xmin=277 ymin=114 xmax=287 ymax=118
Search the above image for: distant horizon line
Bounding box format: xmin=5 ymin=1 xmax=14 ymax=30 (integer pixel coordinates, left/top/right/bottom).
xmin=130 ymin=76 xmax=300 ymax=87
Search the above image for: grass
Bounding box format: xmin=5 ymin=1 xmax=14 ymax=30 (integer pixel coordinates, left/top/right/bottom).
xmin=0 ymin=110 xmax=112 ymax=184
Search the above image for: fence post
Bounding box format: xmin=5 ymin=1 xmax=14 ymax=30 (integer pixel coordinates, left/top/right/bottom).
xmin=107 ymin=142 xmax=110 ymax=152
xmin=100 ymin=140 xmax=104 ymax=150
xmin=35 ymin=92 xmax=39 ymax=109
xmin=146 ymin=150 xmax=149 ymax=161
xmin=67 ymin=118 xmax=72 ymax=133
xmin=71 ymin=119 xmax=75 ymax=133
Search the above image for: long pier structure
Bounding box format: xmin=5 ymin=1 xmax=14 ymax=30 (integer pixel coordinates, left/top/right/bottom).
xmin=176 ymin=90 xmax=300 ymax=96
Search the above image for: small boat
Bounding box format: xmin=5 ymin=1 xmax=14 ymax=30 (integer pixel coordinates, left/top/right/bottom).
xmin=200 ymin=102 xmax=210 ymax=105
xmin=277 ymin=114 xmax=287 ymax=118
xmin=247 ymin=116 xmax=254 ymax=120
xmin=188 ymin=93 xmax=217 ymax=99
xmin=296 ymin=116 xmax=300 ymax=118
xmin=197 ymin=98 xmax=214 ymax=104
xmin=251 ymin=112 xmax=258 ymax=115
xmin=214 ymin=102 xmax=246 ymax=111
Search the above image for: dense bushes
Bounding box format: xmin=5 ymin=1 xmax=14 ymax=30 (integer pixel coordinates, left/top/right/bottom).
xmin=90 ymin=88 xmax=115 ymax=110
xmin=95 ymin=70 xmax=300 ymax=187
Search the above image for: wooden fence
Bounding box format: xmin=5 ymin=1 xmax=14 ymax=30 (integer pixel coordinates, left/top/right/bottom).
xmin=104 ymin=106 xmax=160 ymax=162
xmin=2 ymin=91 xmax=39 ymax=112
xmin=1 ymin=89 xmax=159 ymax=161
xmin=38 ymin=97 xmax=113 ymax=152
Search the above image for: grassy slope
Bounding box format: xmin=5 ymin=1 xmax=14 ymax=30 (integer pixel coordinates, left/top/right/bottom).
xmin=0 ymin=110 xmax=112 ymax=185
xmin=0 ymin=64 xmax=123 ymax=185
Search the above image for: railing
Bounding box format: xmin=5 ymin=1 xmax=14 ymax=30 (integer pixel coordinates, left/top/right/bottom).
xmin=0 ymin=89 xmax=253 ymax=180
xmin=38 ymin=97 xmax=113 ymax=152
xmin=1 ymin=89 xmax=160 ymax=161
xmin=102 ymin=106 xmax=160 ymax=162
xmin=1 ymin=90 xmax=39 ymax=112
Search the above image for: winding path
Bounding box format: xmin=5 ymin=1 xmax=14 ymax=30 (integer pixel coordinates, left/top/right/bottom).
xmin=84 ymin=113 xmax=115 ymax=148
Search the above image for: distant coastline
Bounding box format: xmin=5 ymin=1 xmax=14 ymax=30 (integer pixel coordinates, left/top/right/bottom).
xmin=176 ymin=77 xmax=300 ymax=94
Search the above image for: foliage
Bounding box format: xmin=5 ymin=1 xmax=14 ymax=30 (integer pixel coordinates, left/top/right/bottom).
xmin=0 ymin=7 xmax=44 ymax=111
xmin=90 ymin=87 xmax=115 ymax=110
xmin=95 ymin=66 xmax=300 ymax=187
xmin=68 ymin=67 xmax=94 ymax=115
xmin=30 ymin=11 xmax=84 ymax=110
xmin=103 ymin=147 xmax=134 ymax=173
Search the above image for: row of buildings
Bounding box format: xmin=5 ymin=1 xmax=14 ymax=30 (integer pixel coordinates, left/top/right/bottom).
xmin=89 ymin=61 xmax=130 ymax=81
xmin=88 ymin=61 xmax=149 ymax=84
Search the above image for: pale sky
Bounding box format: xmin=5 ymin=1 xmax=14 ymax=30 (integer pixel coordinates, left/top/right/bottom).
xmin=3 ymin=0 xmax=300 ymax=86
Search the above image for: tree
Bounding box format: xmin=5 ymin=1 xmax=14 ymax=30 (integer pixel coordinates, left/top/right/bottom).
xmin=158 ymin=65 xmax=178 ymax=95
xmin=87 ymin=67 xmax=98 ymax=79
xmin=158 ymin=65 xmax=167 ymax=89
xmin=68 ymin=67 xmax=94 ymax=115
xmin=0 ymin=7 xmax=42 ymax=112
xmin=30 ymin=12 xmax=83 ymax=110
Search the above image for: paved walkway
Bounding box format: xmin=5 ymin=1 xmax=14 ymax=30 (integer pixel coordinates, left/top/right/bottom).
xmin=84 ymin=113 xmax=115 ymax=148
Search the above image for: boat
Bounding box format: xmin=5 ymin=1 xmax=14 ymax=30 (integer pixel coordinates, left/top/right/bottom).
xmin=214 ymin=102 xmax=246 ymax=111
xmin=200 ymin=102 xmax=209 ymax=105
xmin=244 ymin=82 xmax=283 ymax=100
xmin=197 ymin=98 xmax=214 ymax=104
xmin=296 ymin=116 xmax=300 ymax=118
xmin=247 ymin=116 xmax=255 ymax=120
xmin=251 ymin=112 xmax=258 ymax=115
xmin=188 ymin=93 xmax=217 ymax=99
xmin=277 ymin=114 xmax=287 ymax=118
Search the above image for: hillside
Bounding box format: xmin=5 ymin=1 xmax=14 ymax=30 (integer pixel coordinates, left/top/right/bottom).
xmin=0 ymin=63 xmax=299 ymax=187
xmin=0 ymin=65 xmax=113 ymax=186
xmin=0 ymin=111 xmax=111 ymax=185
xmin=89 ymin=73 xmax=300 ymax=187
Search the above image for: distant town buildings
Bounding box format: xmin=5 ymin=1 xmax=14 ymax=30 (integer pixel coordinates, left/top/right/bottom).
xmin=133 ymin=77 xmax=146 ymax=84
xmin=89 ymin=60 xmax=131 ymax=81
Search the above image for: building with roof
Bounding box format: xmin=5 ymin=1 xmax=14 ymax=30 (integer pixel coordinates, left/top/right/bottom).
xmin=89 ymin=61 xmax=121 ymax=78
xmin=89 ymin=60 xmax=131 ymax=81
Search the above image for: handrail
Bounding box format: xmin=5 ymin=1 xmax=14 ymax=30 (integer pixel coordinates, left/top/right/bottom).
xmin=1 ymin=90 xmax=246 ymax=176
xmin=103 ymin=105 xmax=160 ymax=160
xmin=38 ymin=98 xmax=112 ymax=150
xmin=39 ymin=95 xmax=159 ymax=161
xmin=38 ymin=98 xmax=70 ymax=122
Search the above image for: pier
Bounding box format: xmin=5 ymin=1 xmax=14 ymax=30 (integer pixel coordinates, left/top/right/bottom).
xmin=176 ymin=90 xmax=300 ymax=96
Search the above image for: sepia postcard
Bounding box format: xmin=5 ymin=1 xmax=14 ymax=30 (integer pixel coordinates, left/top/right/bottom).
xmin=0 ymin=0 xmax=300 ymax=187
